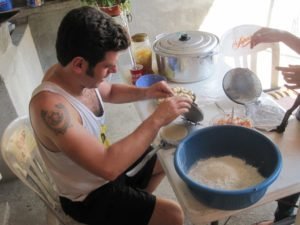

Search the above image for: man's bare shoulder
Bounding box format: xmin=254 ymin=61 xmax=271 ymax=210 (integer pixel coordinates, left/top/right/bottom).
xmin=30 ymin=90 xmax=79 ymax=139
xmin=30 ymin=90 xmax=70 ymax=115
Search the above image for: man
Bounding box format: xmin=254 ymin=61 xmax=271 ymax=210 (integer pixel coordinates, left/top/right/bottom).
xmin=251 ymin=27 xmax=300 ymax=225
xmin=29 ymin=6 xmax=192 ymax=225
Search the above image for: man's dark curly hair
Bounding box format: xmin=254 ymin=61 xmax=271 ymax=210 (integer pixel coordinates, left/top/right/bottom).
xmin=56 ymin=6 xmax=130 ymax=67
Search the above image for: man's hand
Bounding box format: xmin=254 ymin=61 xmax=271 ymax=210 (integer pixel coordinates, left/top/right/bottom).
xmin=144 ymin=81 xmax=174 ymax=99
xmin=150 ymin=96 xmax=192 ymax=127
xmin=276 ymin=65 xmax=300 ymax=89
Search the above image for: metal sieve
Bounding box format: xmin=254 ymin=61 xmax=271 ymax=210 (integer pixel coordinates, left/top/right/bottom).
xmin=222 ymin=68 xmax=262 ymax=105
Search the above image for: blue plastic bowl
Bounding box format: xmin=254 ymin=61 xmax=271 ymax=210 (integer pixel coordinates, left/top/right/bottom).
xmin=0 ymin=0 xmax=13 ymax=11
xmin=174 ymin=125 xmax=282 ymax=210
xmin=135 ymin=74 xmax=166 ymax=87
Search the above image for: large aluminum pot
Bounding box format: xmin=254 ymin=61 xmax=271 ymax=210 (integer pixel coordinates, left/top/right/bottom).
xmin=153 ymin=31 xmax=219 ymax=83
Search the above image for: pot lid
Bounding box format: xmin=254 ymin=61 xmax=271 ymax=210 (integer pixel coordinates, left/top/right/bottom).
xmin=153 ymin=31 xmax=219 ymax=57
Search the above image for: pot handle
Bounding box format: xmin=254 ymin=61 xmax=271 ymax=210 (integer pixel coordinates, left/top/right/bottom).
xmin=179 ymin=33 xmax=191 ymax=41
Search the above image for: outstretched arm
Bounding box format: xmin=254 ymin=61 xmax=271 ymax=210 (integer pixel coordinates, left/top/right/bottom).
xmin=251 ymin=27 xmax=300 ymax=54
xmin=99 ymin=80 xmax=173 ymax=103
xmin=251 ymin=27 xmax=300 ymax=90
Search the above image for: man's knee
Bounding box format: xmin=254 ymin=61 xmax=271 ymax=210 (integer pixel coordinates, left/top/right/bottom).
xmin=169 ymin=202 xmax=184 ymax=225
xmin=149 ymin=198 xmax=184 ymax=225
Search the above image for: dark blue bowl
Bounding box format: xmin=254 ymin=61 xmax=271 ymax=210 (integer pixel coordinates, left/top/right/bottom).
xmin=174 ymin=125 xmax=282 ymax=210
xmin=135 ymin=74 xmax=166 ymax=87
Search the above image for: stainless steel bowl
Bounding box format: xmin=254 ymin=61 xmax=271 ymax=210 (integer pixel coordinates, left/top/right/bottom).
xmin=153 ymin=31 xmax=219 ymax=83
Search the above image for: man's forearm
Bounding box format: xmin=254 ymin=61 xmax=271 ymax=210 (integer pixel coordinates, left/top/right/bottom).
xmin=107 ymin=83 xmax=148 ymax=103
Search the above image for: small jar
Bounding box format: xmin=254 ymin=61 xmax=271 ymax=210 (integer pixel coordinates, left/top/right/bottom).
xmin=131 ymin=33 xmax=153 ymax=74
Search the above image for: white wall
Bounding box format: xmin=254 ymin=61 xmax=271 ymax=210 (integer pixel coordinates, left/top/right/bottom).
xmin=0 ymin=23 xmax=43 ymax=116
xmin=128 ymin=0 xmax=214 ymax=43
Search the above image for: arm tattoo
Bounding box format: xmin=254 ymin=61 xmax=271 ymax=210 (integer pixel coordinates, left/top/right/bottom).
xmin=41 ymin=103 xmax=72 ymax=135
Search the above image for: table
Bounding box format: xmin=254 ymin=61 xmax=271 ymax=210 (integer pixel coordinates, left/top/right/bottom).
xmin=118 ymin=53 xmax=300 ymax=225
xmin=157 ymin=107 xmax=300 ymax=225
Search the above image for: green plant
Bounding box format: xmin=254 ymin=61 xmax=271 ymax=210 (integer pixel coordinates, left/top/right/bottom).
xmin=82 ymin=0 xmax=130 ymax=10
xmin=98 ymin=0 xmax=116 ymax=7
xmin=119 ymin=0 xmax=131 ymax=13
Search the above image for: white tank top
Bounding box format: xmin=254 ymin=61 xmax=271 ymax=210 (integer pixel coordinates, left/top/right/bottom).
xmin=31 ymin=82 xmax=109 ymax=201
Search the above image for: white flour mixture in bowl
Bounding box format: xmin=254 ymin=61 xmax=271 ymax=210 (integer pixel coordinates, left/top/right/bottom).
xmin=188 ymin=155 xmax=264 ymax=190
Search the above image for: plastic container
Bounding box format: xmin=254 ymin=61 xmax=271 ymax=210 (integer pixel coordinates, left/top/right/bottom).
xmin=131 ymin=33 xmax=153 ymax=74
xmin=135 ymin=74 xmax=166 ymax=87
xmin=0 ymin=0 xmax=12 ymax=12
xmin=174 ymin=125 xmax=282 ymax=210
xmin=211 ymin=113 xmax=253 ymax=128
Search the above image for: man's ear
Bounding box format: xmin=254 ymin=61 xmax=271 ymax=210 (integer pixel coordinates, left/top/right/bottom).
xmin=71 ymin=57 xmax=88 ymax=74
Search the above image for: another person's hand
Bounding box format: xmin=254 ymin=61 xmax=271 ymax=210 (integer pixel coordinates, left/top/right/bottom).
xmin=276 ymin=65 xmax=300 ymax=89
xmin=151 ymin=96 xmax=192 ymax=126
xmin=145 ymin=81 xmax=174 ymax=99
xmin=251 ymin=27 xmax=284 ymax=48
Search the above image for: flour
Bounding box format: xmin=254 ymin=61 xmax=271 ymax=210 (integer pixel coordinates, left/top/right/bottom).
xmin=188 ymin=155 xmax=265 ymax=190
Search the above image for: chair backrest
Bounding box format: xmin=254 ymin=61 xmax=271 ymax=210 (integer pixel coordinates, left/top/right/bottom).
xmin=219 ymin=24 xmax=280 ymax=90
xmin=0 ymin=116 xmax=83 ymax=225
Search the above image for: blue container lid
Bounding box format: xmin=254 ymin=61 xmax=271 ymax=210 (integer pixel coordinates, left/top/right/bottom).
xmin=0 ymin=0 xmax=12 ymax=12
xmin=135 ymin=74 xmax=166 ymax=88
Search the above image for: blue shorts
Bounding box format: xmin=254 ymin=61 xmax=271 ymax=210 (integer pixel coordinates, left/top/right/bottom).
xmin=60 ymin=147 xmax=157 ymax=225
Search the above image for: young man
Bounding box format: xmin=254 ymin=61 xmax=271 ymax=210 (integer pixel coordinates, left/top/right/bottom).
xmin=29 ymin=6 xmax=192 ymax=225
xmin=251 ymin=27 xmax=300 ymax=225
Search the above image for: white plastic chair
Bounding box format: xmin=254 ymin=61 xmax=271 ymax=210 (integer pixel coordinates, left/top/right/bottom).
xmin=0 ymin=116 xmax=84 ymax=225
xmin=219 ymin=24 xmax=280 ymax=90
